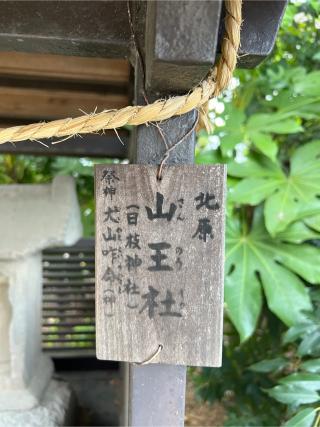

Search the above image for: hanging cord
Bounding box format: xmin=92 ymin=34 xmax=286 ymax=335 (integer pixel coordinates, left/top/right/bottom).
xmin=0 ymin=0 xmax=242 ymax=145
xmin=156 ymin=110 xmax=199 ymax=180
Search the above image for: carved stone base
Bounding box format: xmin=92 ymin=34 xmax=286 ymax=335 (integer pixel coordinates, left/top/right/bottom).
xmin=0 ymin=379 xmax=74 ymax=427
xmin=0 ymin=354 xmax=53 ymax=411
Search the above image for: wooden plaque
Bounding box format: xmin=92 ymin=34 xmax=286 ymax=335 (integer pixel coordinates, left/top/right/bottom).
xmin=95 ymin=165 xmax=226 ymax=367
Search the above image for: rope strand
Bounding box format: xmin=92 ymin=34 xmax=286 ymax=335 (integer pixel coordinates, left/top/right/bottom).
xmin=0 ymin=0 xmax=242 ymax=145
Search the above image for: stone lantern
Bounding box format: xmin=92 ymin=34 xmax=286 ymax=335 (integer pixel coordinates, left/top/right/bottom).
xmin=0 ymin=175 xmax=82 ymax=425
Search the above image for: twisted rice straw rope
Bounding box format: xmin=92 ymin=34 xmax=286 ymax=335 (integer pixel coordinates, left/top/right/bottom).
xmin=0 ymin=0 xmax=242 ymax=145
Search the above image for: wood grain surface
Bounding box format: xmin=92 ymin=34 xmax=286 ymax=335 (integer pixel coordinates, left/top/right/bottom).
xmin=95 ymin=164 xmax=226 ymax=367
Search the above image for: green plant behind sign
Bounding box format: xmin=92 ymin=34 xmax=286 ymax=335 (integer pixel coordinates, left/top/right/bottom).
xmin=194 ymin=1 xmax=320 ymax=424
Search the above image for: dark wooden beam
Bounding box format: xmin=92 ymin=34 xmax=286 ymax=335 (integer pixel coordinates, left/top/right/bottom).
xmin=0 ymin=132 xmax=128 ymax=158
xmin=0 ymin=1 xmax=131 ymax=58
xmin=0 ymin=1 xmax=286 ymax=91
xmin=0 ymin=0 xmax=287 ymax=161
xmin=144 ymin=1 xmax=222 ymax=94
xmin=124 ymin=52 xmax=195 ymax=427
xmin=137 ymin=0 xmax=286 ymax=94
xmin=238 ymin=0 xmax=287 ymax=68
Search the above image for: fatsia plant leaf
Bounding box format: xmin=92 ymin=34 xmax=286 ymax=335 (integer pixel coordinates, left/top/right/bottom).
xmin=225 ymin=209 xmax=313 ymax=342
xmin=225 ymin=217 xmax=263 ymax=342
xmin=216 ymin=68 xmax=320 ymax=160
xmin=277 ymin=221 xmax=320 ymax=243
xmin=250 ymin=132 xmax=278 ymax=162
xmin=228 ymin=141 xmax=320 ymax=236
xmin=247 ymin=113 xmax=303 ymax=134
xmin=294 ymin=70 xmax=320 ymax=96
xmin=228 ymin=153 xmax=283 ymax=178
xmin=304 ymin=214 xmax=320 ymax=232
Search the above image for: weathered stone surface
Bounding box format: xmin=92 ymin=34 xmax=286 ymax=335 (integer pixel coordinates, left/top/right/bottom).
xmin=0 ymin=176 xmax=82 ymax=412
xmin=0 ymin=380 xmax=74 ymax=427
xmin=0 ymin=175 xmax=82 ymax=259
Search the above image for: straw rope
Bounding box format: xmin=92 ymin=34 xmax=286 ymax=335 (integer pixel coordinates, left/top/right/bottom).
xmin=0 ymin=0 xmax=242 ymax=145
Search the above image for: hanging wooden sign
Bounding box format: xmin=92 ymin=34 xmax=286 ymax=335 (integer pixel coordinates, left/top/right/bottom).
xmin=95 ymin=164 xmax=226 ymax=367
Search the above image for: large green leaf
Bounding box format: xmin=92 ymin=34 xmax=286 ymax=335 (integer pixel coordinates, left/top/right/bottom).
xmin=248 ymin=357 xmax=288 ymax=373
xmin=215 ymin=69 xmax=320 ymax=161
xmin=277 ymin=221 xmax=320 ymax=243
xmin=294 ymin=71 xmax=320 ymax=96
xmin=284 ymin=408 xmax=316 ymax=427
xmin=228 ymin=141 xmax=320 ymax=236
xmin=225 ymin=209 xmax=314 ymax=341
xmin=283 ymin=323 xmax=318 ymax=344
xmin=282 ymin=313 xmax=320 ymax=358
xmin=218 ymin=105 xmax=245 ymax=157
xmin=298 ymin=332 xmax=320 ymax=358
xmin=228 ymin=153 xmax=283 ymax=178
xmin=250 ymin=132 xmax=278 ymax=162
xmin=301 ymin=359 xmax=320 ymax=373
xmin=247 ymin=113 xmax=303 ymax=134
xmin=225 ymin=218 xmax=263 ymax=342
xmin=273 ymin=243 xmax=320 ymax=284
xmin=264 ymin=384 xmax=320 ymax=406
xmin=268 ymin=89 xmax=320 ymax=120
xmin=228 ymin=177 xmax=280 ymax=205
xmin=304 ymin=214 xmax=320 ymax=232
xmin=279 ymin=373 xmax=320 ymax=391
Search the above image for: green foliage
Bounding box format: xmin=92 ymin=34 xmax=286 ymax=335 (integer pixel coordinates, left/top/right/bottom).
xmin=229 ymin=141 xmax=320 ymax=235
xmin=193 ymin=1 xmax=320 ymax=425
xmin=249 ymin=357 xmax=288 ymax=373
xmin=0 ymin=1 xmax=318 ymax=426
xmin=191 ymin=293 xmax=320 ymax=426
xmin=0 ymin=154 xmax=54 ymax=184
xmin=214 ymin=66 xmax=320 ymax=161
xmin=0 ymin=154 xmax=118 ymax=236
xmin=195 ymin=1 xmax=320 ymax=345
xmin=226 ymin=207 xmax=316 ymax=341
xmin=284 ymin=408 xmax=317 ymax=427
xmin=190 ymin=313 xmax=287 ymax=426
xmin=256 ymin=290 xmax=320 ymax=420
